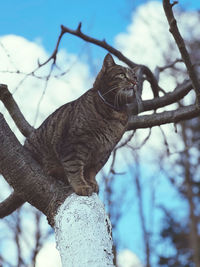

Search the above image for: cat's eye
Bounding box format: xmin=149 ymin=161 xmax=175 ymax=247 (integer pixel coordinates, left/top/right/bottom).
xmin=117 ymin=73 xmax=126 ymax=79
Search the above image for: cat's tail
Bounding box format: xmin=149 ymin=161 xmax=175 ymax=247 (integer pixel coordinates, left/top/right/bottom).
xmin=0 ymin=192 xmax=25 ymax=218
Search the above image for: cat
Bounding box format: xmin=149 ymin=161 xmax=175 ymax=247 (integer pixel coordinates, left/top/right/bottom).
xmin=24 ymin=53 xmax=139 ymax=196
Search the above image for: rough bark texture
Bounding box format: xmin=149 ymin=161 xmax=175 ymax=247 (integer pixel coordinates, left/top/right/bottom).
xmin=0 ymin=192 xmax=24 ymax=218
xmin=0 ymin=113 xmax=73 ymax=226
xmin=55 ymin=193 xmax=114 ymax=267
xmin=0 ymin=84 xmax=34 ymax=136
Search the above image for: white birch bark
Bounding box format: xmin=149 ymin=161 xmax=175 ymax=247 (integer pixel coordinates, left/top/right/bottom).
xmin=54 ymin=193 xmax=115 ymax=267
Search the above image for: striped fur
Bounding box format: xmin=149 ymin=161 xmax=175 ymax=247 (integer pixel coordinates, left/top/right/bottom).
xmin=24 ymin=54 xmax=138 ymax=196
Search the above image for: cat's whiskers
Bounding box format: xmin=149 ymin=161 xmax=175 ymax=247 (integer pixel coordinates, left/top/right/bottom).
xmin=115 ymin=91 xmax=122 ymax=109
xmin=117 ymin=93 xmax=120 ymax=108
xmin=120 ymin=91 xmax=124 ymax=106
xmin=125 ymin=90 xmax=128 ymax=105
xmin=101 ymin=86 xmax=119 ymax=97
xmin=114 ymin=94 xmax=118 ymax=108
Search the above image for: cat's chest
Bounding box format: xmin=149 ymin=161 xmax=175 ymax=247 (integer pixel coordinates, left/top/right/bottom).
xmin=90 ymin=118 xmax=127 ymax=152
xmin=86 ymin=121 xmax=126 ymax=171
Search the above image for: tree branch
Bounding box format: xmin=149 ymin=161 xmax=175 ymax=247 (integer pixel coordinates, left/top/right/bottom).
xmin=0 ymin=191 xmax=25 ymax=218
xmin=0 ymin=84 xmax=34 ymax=137
xmin=163 ymin=0 xmax=200 ymax=103
xmin=0 ymin=113 xmax=73 ymax=225
xmin=62 ymin=23 xmax=137 ymax=68
xmin=36 ymin=27 xmax=66 ymax=68
xmin=140 ymin=79 xmax=193 ymax=112
xmin=128 ymin=104 xmax=199 ymax=130
xmin=55 ymin=24 xmax=160 ymax=98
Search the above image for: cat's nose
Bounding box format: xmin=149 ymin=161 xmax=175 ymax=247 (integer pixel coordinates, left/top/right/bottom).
xmin=132 ymin=81 xmax=138 ymax=92
xmin=128 ymin=78 xmax=138 ymax=87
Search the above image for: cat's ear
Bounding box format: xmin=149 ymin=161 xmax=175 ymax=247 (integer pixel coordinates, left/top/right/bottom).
xmin=93 ymin=54 xmax=115 ymax=89
xmin=103 ymin=53 xmax=115 ymax=69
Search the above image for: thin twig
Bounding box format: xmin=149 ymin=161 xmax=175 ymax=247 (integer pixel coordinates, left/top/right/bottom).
xmin=37 ymin=28 xmax=65 ymax=69
xmin=128 ymin=128 xmax=152 ymax=150
xmin=109 ymin=131 xmax=135 ymax=175
xmin=163 ymin=0 xmax=200 ymax=104
xmin=159 ymin=126 xmax=170 ymax=155
xmin=0 ymin=41 xmax=18 ymax=71
xmin=155 ymin=58 xmax=183 ymax=76
xmin=31 ymin=211 xmax=42 ymax=265
xmin=60 ymin=23 xmax=160 ymax=98
xmin=33 ymin=63 xmax=54 ymax=126
xmin=132 ymin=152 xmax=151 ymax=267
xmin=62 ymin=23 xmax=138 ymax=68
xmin=15 ymin=209 xmax=25 ymax=267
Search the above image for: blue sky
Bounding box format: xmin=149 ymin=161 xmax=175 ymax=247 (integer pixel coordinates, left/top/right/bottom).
xmin=0 ymin=0 xmax=132 ymax=54
xmin=0 ymin=0 xmax=199 ymax=62
xmin=1 ymin=0 xmax=199 ymax=50
xmin=1 ymin=0 xmax=199 ymax=61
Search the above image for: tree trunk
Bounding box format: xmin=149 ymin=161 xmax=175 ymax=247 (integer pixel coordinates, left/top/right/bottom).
xmin=54 ymin=193 xmax=115 ymax=267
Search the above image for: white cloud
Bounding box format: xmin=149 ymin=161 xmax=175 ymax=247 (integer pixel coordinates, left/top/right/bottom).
xmin=114 ymin=1 xmax=199 ymax=158
xmin=0 ymin=35 xmax=48 ymax=73
xmin=115 ymin=1 xmax=171 ymax=70
xmin=35 ymin=242 xmax=62 ymax=267
xmin=117 ymin=250 xmax=143 ymax=267
xmin=0 ymin=34 xmax=92 ymax=135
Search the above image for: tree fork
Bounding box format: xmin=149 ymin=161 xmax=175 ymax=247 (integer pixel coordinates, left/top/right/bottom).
xmin=0 ymin=113 xmax=72 ymax=225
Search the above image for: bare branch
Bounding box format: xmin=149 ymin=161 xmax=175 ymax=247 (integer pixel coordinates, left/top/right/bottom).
xmin=31 ymin=211 xmax=42 ymax=264
xmin=128 ymin=104 xmax=200 ymax=130
xmin=129 ymin=79 xmax=193 ymax=115
xmin=129 ymin=129 xmax=152 ymax=150
xmin=132 ymin=152 xmax=151 ymax=267
xmin=155 ymin=58 xmax=183 ymax=78
xmin=60 ymin=24 xmax=160 ymax=98
xmin=0 ymin=84 xmax=34 ymax=137
xmin=14 ymin=209 xmax=25 ymax=267
xmin=61 ymin=24 xmax=137 ymax=68
xmin=0 ymin=192 xmax=25 ymax=218
xmin=33 ymin=63 xmax=54 ymax=126
xmin=163 ymin=0 xmax=200 ymax=103
xmin=37 ymin=27 xmax=65 ymax=68
xmin=0 ymin=255 xmax=15 ymax=267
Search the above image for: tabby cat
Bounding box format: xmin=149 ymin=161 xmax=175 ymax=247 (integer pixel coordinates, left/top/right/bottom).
xmin=24 ymin=54 xmax=138 ymax=196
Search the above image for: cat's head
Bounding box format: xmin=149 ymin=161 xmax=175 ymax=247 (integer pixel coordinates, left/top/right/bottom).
xmin=94 ymin=53 xmax=140 ymax=112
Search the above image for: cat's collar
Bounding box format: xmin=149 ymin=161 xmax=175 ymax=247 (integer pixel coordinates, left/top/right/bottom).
xmin=97 ymin=90 xmax=124 ymax=112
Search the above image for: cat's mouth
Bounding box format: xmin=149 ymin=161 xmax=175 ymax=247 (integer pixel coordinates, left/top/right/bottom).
xmin=122 ymin=83 xmax=137 ymax=97
xmin=121 ymin=82 xmax=143 ymax=113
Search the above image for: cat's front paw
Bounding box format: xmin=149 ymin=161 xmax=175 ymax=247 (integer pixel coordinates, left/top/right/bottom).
xmin=90 ymin=182 xmax=99 ymax=194
xmin=74 ymin=185 xmax=93 ymax=196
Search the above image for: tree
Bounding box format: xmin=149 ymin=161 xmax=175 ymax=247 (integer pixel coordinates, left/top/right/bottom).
xmin=157 ymin=116 xmax=200 ymax=267
xmin=0 ymin=0 xmax=200 ymax=266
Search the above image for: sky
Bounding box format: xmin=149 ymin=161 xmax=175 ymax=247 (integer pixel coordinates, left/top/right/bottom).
xmin=0 ymin=0 xmax=200 ymax=266
xmin=0 ymin=0 xmax=132 ymax=56
xmin=1 ymin=0 xmax=199 ymax=56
